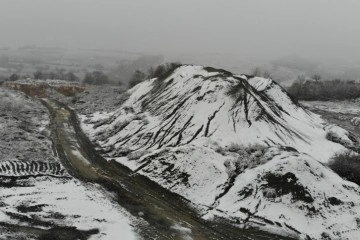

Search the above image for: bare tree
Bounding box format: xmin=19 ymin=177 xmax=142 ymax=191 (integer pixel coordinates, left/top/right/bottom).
xmin=263 ymin=71 xmax=271 ymax=79
xmin=297 ymin=75 xmax=306 ymax=84
xmin=312 ymin=74 xmax=321 ymax=82
xmin=251 ymin=67 xmax=261 ymax=77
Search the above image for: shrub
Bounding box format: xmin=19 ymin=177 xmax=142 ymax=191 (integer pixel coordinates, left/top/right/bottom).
xmin=251 ymin=67 xmax=261 ymax=77
xmin=328 ymin=151 xmax=360 ymax=185
xmin=129 ymin=70 xmax=146 ymax=88
xmin=83 ymin=71 xmax=109 ymax=85
xmin=8 ymin=73 xmax=19 ymax=81
xmin=203 ymin=66 xmax=232 ymax=75
xmin=149 ymin=62 xmax=181 ymax=81
xmin=221 ymin=143 xmax=268 ymax=177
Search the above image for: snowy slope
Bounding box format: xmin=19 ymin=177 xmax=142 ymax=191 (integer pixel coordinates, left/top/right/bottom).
xmin=81 ymin=65 xmax=360 ymax=239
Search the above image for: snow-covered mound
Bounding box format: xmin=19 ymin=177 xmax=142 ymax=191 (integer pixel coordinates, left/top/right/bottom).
xmin=81 ymin=65 xmax=360 ymax=239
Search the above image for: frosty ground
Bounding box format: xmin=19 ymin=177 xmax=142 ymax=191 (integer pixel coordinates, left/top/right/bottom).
xmin=2 ymin=65 xmax=360 ymax=240
xmin=0 ymin=88 xmax=138 ymax=240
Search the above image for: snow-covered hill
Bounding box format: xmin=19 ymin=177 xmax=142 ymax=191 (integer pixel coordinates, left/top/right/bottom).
xmin=81 ymin=65 xmax=360 ymax=239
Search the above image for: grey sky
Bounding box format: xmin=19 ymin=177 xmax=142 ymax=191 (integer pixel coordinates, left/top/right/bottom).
xmin=1 ymin=0 xmax=359 ymax=61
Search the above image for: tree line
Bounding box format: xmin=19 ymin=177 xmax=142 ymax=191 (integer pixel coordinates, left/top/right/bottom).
xmin=287 ymin=76 xmax=360 ymax=101
xmin=4 ymin=62 xmax=182 ymax=88
xmin=6 ymin=70 xmax=111 ymax=85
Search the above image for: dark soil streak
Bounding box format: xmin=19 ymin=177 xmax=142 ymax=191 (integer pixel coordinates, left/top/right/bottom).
xmin=205 ymin=102 xmax=225 ymax=137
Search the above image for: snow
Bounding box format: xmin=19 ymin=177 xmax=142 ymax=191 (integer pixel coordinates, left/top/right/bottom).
xmin=0 ymin=177 xmax=138 ymax=240
xmin=209 ymin=150 xmax=360 ymax=240
xmin=71 ymin=149 xmax=91 ymax=165
xmin=82 ymin=65 xmax=351 ymax=164
xmin=171 ymin=223 xmax=193 ymax=240
xmin=0 ymin=88 xmax=138 ymax=240
xmin=79 ymin=65 xmax=360 ymax=239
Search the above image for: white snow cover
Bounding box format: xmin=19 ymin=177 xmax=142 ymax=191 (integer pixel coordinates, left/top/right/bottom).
xmin=83 ymin=66 xmax=349 ymax=163
xmin=205 ymin=149 xmax=360 ymax=240
xmin=81 ymin=65 xmax=360 ymax=239
xmin=0 ymin=177 xmax=138 ymax=240
xmin=0 ymin=88 xmax=137 ymax=240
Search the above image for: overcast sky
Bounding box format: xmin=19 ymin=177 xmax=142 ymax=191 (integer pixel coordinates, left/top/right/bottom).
xmin=0 ymin=0 xmax=359 ymax=61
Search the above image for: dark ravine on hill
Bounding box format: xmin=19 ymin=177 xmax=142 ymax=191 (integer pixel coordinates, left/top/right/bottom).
xmin=79 ymin=65 xmax=360 ymax=240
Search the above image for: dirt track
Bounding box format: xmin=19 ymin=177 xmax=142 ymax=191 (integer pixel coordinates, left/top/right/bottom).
xmin=43 ymin=98 xmax=295 ymax=240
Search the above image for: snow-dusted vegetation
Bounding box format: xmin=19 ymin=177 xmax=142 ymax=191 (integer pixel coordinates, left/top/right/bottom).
xmin=80 ymin=65 xmax=360 ymax=239
xmin=0 ymin=88 xmax=55 ymax=163
xmin=0 ymin=88 xmax=137 ymax=239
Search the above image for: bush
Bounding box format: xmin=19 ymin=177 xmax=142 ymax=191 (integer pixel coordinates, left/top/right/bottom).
xmin=220 ymin=143 xmax=268 ymax=177
xmin=328 ymin=151 xmax=360 ymax=185
xmin=8 ymin=73 xmax=19 ymax=81
xmin=129 ymin=70 xmax=146 ymax=88
xmin=83 ymin=71 xmax=109 ymax=85
xmin=148 ymin=62 xmax=181 ymax=81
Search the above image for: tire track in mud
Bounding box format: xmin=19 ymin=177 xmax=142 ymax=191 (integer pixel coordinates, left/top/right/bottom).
xmin=0 ymin=160 xmax=68 ymax=178
xmin=42 ymin=98 xmax=296 ymax=240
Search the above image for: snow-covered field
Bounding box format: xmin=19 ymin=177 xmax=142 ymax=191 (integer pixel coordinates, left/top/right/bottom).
xmin=0 ymin=88 xmax=138 ymax=239
xmin=80 ymin=65 xmax=360 ymax=239
xmin=0 ymin=177 xmax=137 ymax=240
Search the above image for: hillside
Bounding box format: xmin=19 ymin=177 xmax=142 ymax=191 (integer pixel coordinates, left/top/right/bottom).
xmin=80 ymin=65 xmax=360 ymax=239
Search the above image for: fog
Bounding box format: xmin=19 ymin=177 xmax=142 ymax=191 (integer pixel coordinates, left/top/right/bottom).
xmin=1 ymin=0 xmax=360 ymax=63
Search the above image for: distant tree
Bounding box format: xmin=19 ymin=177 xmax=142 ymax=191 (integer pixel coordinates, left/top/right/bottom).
xmin=148 ymin=62 xmax=182 ymax=80
xmin=55 ymin=68 xmax=66 ymax=80
xmin=65 ymin=71 xmax=79 ymax=82
xmin=312 ymin=74 xmax=321 ymax=82
xmin=33 ymin=71 xmax=43 ymax=80
xmin=8 ymin=73 xmax=19 ymax=81
xmin=83 ymin=71 xmax=109 ymax=85
xmin=94 ymin=64 xmax=105 ymax=71
xmin=263 ymin=71 xmax=271 ymax=79
xmin=48 ymin=72 xmax=57 ymax=80
xmin=92 ymin=71 xmax=109 ymax=85
xmin=129 ymin=70 xmax=146 ymax=88
xmin=147 ymin=66 xmax=155 ymax=78
xmin=83 ymin=72 xmax=94 ymax=84
xmin=251 ymin=67 xmax=261 ymax=77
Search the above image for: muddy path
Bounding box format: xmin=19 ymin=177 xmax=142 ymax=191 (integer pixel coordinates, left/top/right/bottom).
xmin=42 ymin=98 xmax=295 ymax=240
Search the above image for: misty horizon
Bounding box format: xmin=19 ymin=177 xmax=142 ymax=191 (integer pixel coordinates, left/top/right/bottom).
xmin=0 ymin=0 xmax=359 ymax=63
